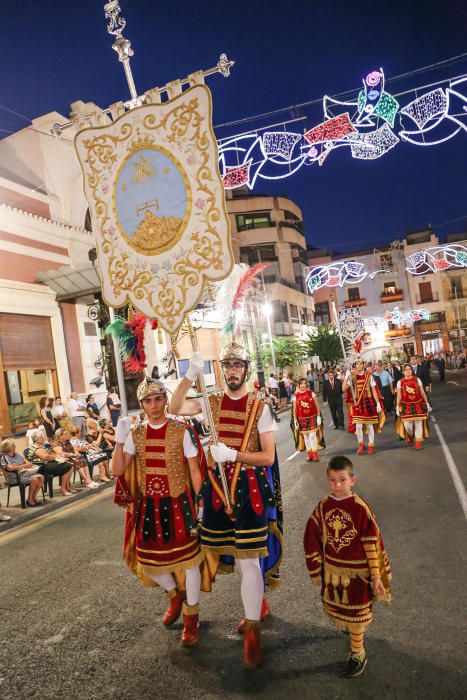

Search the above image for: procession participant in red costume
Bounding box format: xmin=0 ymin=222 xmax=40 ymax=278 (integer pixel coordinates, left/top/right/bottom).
xmin=395 ymin=364 xmax=430 ymax=449
xmin=112 ymin=377 xmax=207 ymax=647
xmin=304 ymin=455 xmax=391 ymax=678
xmin=292 ymin=377 xmax=323 ymax=462
xmin=170 ymin=343 xmax=282 ymax=669
xmin=342 ymin=360 xmax=385 ymax=455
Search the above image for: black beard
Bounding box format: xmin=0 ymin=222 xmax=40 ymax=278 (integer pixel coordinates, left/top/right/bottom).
xmin=223 ymin=367 xmax=248 ymax=391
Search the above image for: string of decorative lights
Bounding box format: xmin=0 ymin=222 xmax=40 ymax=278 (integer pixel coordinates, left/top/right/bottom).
xmin=305 ymin=243 xmax=467 ymax=294
xmin=217 ymin=67 xmax=467 ymax=190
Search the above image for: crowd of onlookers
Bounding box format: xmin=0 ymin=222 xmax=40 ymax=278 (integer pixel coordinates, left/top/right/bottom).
xmin=0 ymin=389 xmax=122 ymax=518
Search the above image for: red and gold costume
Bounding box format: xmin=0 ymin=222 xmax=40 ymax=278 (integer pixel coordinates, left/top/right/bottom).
xmin=201 ymin=392 xmax=282 ymax=572
xmin=395 ymin=377 xmax=429 ymax=441
xmin=348 ymin=372 xmax=385 ymax=431
xmin=294 ymin=389 xmax=319 ymax=432
xmin=114 ymin=419 xmax=207 ymax=586
xmin=304 ymin=493 xmax=391 ymax=632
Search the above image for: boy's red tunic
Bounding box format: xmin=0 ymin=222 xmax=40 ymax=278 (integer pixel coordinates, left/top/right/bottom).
xmin=304 ymin=493 xmax=391 ymax=631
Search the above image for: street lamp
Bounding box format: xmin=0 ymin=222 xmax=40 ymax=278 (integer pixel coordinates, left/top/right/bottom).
xmin=263 ymin=302 xmax=277 ymax=373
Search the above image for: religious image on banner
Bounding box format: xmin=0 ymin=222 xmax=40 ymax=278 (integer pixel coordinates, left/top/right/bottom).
xmin=75 ymin=84 xmax=234 ymax=333
xmin=337 ymin=308 xmax=365 ymax=342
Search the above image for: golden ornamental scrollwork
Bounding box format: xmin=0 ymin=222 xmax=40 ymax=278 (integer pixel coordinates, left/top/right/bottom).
xmin=75 ymin=84 xmax=233 ymax=332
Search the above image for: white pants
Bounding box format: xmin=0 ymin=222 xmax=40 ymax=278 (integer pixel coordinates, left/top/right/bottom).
xmin=236 ymin=558 xmax=263 ymax=621
xmin=303 ymin=431 xmax=318 ymax=450
xmin=151 ymin=565 xmax=201 ymax=606
xmin=404 ymin=419 xmax=423 ymax=439
xmin=356 ymin=423 xmax=375 ymax=444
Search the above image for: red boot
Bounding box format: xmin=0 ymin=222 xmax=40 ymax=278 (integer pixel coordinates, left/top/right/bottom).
xmin=415 ymin=441 xmax=422 ymax=450
xmin=311 ymin=451 xmax=319 ymax=462
xmin=162 ymin=589 xmax=185 ymax=626
xmin=181 ymin=603 xmax=200 ymax=646
xmin=238 ymin=597 xmax=271 ymax=633
xmin=306 ymin=450 xmax=313 ymax=462
xmin=243 ymin=620 xmax=262 ymax=668
xmin=357 ymin=443 xmax=365 ymax=455
xmin=367 ymin=444 xmax=375 ymax=455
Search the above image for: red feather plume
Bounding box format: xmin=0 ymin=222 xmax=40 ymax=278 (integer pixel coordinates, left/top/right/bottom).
xmin=232 ymin=262 xmax=271 ymax=311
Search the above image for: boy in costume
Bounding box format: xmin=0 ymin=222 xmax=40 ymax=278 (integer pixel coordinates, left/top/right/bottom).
xmin=169 ymin=342 xmax=283 ymax=668
xmin=395 ymin=363 xmax=430 ymax=449
xmin=342 ymin=360 xmax=385 ymax=455
xmin=112 ymin=377 xmax=207 ymax=646
xmin=292 ymin=377 xmax=324 ymax=462
xmin=304 ymin=455 xmax=391 ymax=677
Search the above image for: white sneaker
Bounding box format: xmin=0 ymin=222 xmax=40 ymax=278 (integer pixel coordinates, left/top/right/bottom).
xmin=88 ymin=481 xmax=99 ymax=489
xmin=0 ymin=513 xmax=12 ymax=522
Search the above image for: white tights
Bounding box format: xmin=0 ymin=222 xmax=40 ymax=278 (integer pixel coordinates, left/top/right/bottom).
xmin=151 ymin=565 xmax=201 ymax=606
xmin=356 ymin=423 xmax=375 ymax=444
xmin=236 ymin=558 xmax=263 ymax=621
xmin=404 ymin=420 xmax=423 ymax=439
xmin=303 ymin=431 xmax=318 ymax=450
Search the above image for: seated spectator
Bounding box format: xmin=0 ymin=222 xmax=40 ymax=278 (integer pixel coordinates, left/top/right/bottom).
xmin=1 ymin=438 xmax=45 ymax=507
xmin=70 ymin=425 xmax=109 ymax=484
xmin=28 ymin=430 xmax=74 ymax=497
xmin=85 ymin=422 xmax=113 ymax=481
xmin=39 ymin=396 xmax=56 ymax=439
xmin=54 ymin=428 xmax=99 ymax=489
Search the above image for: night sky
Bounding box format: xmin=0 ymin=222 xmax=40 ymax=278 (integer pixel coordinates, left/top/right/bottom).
xmin=1 ymin=0 xmax=466 ymax=252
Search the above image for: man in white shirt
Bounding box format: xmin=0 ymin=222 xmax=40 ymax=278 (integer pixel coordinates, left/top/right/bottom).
xmin=67 ymin=392 xmax=87 ymax=436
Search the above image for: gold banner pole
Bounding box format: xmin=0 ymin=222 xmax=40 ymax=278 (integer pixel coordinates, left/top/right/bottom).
xmin=186 ymin=318 xmax=233 ymax=515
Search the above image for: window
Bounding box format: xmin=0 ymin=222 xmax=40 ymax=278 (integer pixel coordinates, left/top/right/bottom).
xmin=290 ymin=304 xmax=299 ymax=321
xmin=451 ymin=277 xmax=462 ymax=298
xmin=314 ymin=302 xmax=330 ymax=326
xmin=239 ymin=244 xmax=276 ymax=265
xmin=177 ymin=359 xmax=211 ymax=376
xmin=236 ymin=212 xmax=272 ymax=231
xmin=281 ymin=302 xmax=289 ymax=321
xmin=418 ymin=282 xmax=433 ymax=303
xmin=83 ymin=321 xmax=97 ymax=336
xmin=383 ymin=281 xmax=396 ymax=295
xmin=348 ymin=287 xmax=360 ymax=301
xmin=284 ymin=210 xmax=299 ymax=222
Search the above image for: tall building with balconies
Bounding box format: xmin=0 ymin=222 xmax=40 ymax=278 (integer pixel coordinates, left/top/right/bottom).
xmin=226 ymin=189 xmax=314 ymax=338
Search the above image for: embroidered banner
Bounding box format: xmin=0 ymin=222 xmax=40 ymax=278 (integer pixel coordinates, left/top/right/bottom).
xmin=75 ymin=84 xmax=233 ymax=333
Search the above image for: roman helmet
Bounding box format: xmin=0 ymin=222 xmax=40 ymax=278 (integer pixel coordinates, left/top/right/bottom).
xmin=136 ymin=377 xmax=167 ymax=403
xmin=220 ymin=342 xmax=251 ymax=383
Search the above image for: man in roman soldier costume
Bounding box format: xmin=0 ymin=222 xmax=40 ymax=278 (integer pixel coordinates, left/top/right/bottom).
xmin=342 ymin=360 xmax=385 ymax=455
xmin=112 ymin=377 xmax=207 ymax=646
xmin=292 ymin=377 xmax=324 ymax=462
xmin=170 ymin=342 xmax=283 ymax=668
xmin=395 ymin=363 xmax=430 ymax=449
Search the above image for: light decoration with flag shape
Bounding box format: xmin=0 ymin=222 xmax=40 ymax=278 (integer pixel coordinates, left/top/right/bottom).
xmin=305 ymin=261 xmax=369 ymax=293
xmin=405 ymin=243 xmax=467 ymax=274
xmin=365 ymin=306 xmax=431 ymax=328
xmin=216 ymin=68 xmax=466 ymax=190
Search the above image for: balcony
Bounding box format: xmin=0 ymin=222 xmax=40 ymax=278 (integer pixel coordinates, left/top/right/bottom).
xmin=415 ymin=292 xmax=439 ymax=304
xmin=384 ymin=327 xmax=410 ymax=338
xmin=278 ymin=219 xmax=304 ymax=235
xmin=380 ymin=290 xmax=404 ymax=303
xmin=447 ymin=290 xmax=467 ymax=300
xmin=344 ymin=298 xmax=367 ymax=308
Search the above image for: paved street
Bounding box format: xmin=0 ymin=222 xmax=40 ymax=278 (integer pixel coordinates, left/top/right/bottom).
xmin=1 ymin=373 xmax=466 ymax=700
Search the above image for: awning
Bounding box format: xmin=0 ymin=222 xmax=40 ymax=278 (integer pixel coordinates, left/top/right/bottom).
xmin=36 ymin=262 xmax=101 ymax=300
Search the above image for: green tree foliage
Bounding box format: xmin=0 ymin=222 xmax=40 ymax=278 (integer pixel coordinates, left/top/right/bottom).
xmin=262 ymin=336 xmax=306 ymax=371
xmin=303 ymin=325 xmax=350 ymax=364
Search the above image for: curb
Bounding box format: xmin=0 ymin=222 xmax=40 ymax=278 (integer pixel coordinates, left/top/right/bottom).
xmin=0 ymin=480 xmax=115 ymax=535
